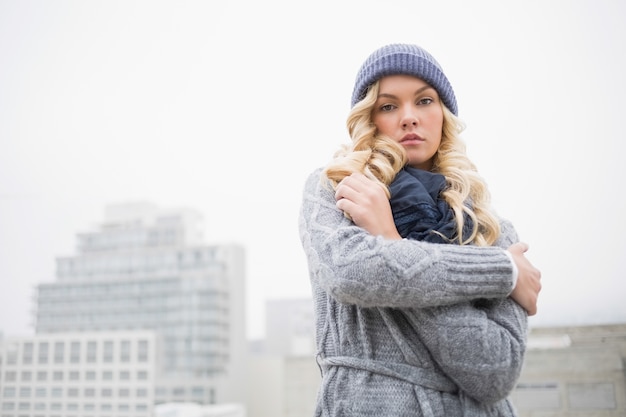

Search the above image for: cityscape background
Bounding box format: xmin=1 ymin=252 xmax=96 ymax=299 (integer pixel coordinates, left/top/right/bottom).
xmin=2 ymin=0 xmax=626 ymax=344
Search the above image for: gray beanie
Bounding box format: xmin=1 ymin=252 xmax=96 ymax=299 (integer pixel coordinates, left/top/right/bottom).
xmin=351 ymin=43 xmax=458 ymax=115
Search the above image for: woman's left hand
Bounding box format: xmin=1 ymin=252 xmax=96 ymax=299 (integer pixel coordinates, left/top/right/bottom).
xmin=335 ymin=173 xmax=402 ymax=240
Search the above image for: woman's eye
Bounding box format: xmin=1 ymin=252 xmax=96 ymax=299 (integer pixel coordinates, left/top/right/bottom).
xmin=380 ymin=104 xmax=395 ymax=111
xmin=418 ymin=98 xmax=434 ymax=105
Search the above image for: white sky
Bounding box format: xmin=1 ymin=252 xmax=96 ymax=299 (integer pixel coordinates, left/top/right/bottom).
xmin=1 ymin=0 xmax=625 ymax=340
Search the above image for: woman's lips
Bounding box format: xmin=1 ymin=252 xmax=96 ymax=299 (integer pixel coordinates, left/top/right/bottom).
xmin=400 ymin=133 xmax=424 ymax=145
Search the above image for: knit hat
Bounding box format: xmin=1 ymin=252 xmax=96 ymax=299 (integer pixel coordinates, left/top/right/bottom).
xmin=351 ymin=43 xmax=458 ymax=115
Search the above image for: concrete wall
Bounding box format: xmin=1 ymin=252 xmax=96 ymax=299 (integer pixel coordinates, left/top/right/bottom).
xmin=512 ymin=323 xmax=626 ymax=417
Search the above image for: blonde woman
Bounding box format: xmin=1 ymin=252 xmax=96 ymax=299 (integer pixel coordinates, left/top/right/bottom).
xmin=299 ymin=43 xmax=541 ymax=416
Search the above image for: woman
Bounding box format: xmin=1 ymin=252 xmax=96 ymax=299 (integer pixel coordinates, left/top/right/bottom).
xmin=298 ymin=43 xmax=541 ymax=416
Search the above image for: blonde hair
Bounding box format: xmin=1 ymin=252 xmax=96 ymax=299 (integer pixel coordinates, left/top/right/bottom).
xmin=324 ymin=81 xmax=501 ymax=246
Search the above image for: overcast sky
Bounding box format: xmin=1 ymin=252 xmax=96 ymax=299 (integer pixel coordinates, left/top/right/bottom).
xmin=1 ymin=0 xmax=625 ymax=340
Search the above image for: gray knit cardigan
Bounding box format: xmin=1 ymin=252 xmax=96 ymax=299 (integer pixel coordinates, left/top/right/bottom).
xmin=298 ymin=168 xmax=528 ymax=417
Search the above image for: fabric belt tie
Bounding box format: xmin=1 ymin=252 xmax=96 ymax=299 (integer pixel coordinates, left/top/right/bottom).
xmin=317 ymin=355 xmax=457 ymax=394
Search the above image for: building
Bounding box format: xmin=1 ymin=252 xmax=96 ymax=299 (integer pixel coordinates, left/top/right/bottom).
xmin=24 ymin=202 xmax=246 ymax=412
xmin=264 ymin=298 xmax=316 ymax=357
xmin=0 ymin=330 xmax=157 ymax=417
xmin=512 ymin=323 xmax=626 ymax=416
xmin=247 ymin=298 xmax=318 ymax=417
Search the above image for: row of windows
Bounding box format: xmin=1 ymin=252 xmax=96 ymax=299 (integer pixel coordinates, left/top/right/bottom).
xmin=54 ymin=249 xmax=224 ymax=280
xmin=1 ymin=401 xmax=149 ymax=412
xmin=77 ymin=225 xmax=186 ymax=251
xmin=36 ymin=315 xmax=228 ymax=334
xmin=2 ymin=387 xmax=150 ymax=398
xmin=1 ymin=385 xmax=211 ymax=399
xmin=4 ymin=340 xmax=149 ymax=366
xmin=2 ymin=370 xmax=149 ymax=383
xmin=37 ymin=293 xmax=228 ymax=311
xmin=40 ymin=279 xmax=180 ymax=297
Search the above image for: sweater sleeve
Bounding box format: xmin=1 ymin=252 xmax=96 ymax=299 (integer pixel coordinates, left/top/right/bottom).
xmin=298 ymin=168 xmax=516 ymax=308
xmin=406 ymin=298 xmax=527 ymax=403
xmin=404 ymin=220 xmax=528 ymax=404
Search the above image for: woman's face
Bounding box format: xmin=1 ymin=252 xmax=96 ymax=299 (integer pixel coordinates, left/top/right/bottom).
xmin=372 ymin=75 xmax=444 ymax=171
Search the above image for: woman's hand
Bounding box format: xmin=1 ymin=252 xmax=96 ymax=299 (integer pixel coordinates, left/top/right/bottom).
xmin=335 ymin=173 xmax=402 ymax=240
xmin=507 ymin=242 xmax=542 ymax=316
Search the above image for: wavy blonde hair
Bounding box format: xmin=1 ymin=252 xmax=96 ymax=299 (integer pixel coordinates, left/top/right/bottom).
xmin=324 ymin=81 xmax=501 ymax=246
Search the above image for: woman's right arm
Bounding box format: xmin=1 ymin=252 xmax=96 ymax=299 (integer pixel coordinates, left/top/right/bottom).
xmin=298 ymin=168 xmax=517 ymax=309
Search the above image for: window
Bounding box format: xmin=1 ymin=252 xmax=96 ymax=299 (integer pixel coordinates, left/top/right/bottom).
xmin=52 ymin=371 xmax=63 ymax=381
xmin=36 ymin=371 xmax=47 ymax=381
xmin=70 ymin=341 xmax=80 ymax=363
xmin=138 ymin=340 xmax=149 ymax=362
xmin=119 ymin=388 xmax=129 ymax=397
xmin=101 ymin=388 xmax=112 ymax=397
xmin=2 ymin=388 xmax=15 ymax=398
xmin=86 ymin=341 xmax=97 ymax=363
xmin=34 ymin=402 xmax=45 ymax=410
xmin=568 ymin=383 xmax=617 ymax=410
xmin=192 ymin=386 xmax=205 ymax=397
xmin=22 ymin=342 xmax=33 ymax=364
xmin=50 ymin=403 xmax=61 ymax=411
xmin=119 ymin=371 xmax=130 ymax=380
xmin=84 ymin=388 xmax=95 ymax=397
xmin=118 ymin=404 xmax=129 ymax=411
xmin=137 ymin=370 xmax=148 ymax=380
xmin=53 ymin=341 xmax=64 ymax=364
xmin=136 ymin=404 xmax=148 ymax=411
xmin=38 ymin=342 xmax=48 ymax=364
xmin=120 ymin=340 xmax=131 ymax=362
xmin=18 ymin=388 xmax=30 ymax=398
xmin=5 ymin=344 xmax=18 ymax=365
xmin=102 ymin=371 xmax=113 ymax=380
xmin=1 ymin=402 xmax=15 ymax=411
xmin=35 ymin=388 xmax=46 ymax=397
xmin=51 ymin=388 xmax=62 ymax=398
xmin=69 ymin=371 xmax=79 ymax=381
xmin=85 ymin=370 xmax=96 ymax=380
xmin=67 ymin=388 xmax=79 ymax=397
xmin=101 ymin=403 xmax=112 ymax=411
xmin=4 ymin=371 xmax=16 ymax=382
xmin=20 ymin=371 xmax=31 ymax=382
xmin=83 ymin=403 xmax=95 ymax=411
xmin=67 ymin=403 xmax=78 ymax=411
xmin=18 ymin=402 xmax=30 ymax=411
xmin=103 ymin=341 xmax=113 ymax=362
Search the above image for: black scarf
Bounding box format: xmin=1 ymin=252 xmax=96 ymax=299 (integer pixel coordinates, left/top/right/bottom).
xmin=388 ymin=166 xmax=474 ymax=244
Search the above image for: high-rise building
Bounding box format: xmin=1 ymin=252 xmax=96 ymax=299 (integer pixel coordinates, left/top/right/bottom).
xmin=31 ymin=202 xmax=246 ymax=407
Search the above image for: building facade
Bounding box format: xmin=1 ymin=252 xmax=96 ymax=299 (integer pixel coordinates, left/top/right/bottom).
xmin=0 ymin=331 xmax=157 ymax=417
xmin=512 ymin=323 xmax=626 ymax=416
xmin=30 ymin=202 xmax=247 ymax=408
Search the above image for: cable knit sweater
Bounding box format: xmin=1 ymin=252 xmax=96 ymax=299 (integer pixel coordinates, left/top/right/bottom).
xmin=298 ymin=168 xmax=528 ymax=417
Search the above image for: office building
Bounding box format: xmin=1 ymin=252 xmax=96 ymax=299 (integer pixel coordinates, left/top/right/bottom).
xmin=31 ymin=202 xmax=246 ymax=408
xmin=0 ymin=330 xmax=157 ymax=417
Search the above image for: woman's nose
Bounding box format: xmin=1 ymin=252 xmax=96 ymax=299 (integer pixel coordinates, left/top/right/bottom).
xmin=401 ymin=112 xmax=418 ymax=129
